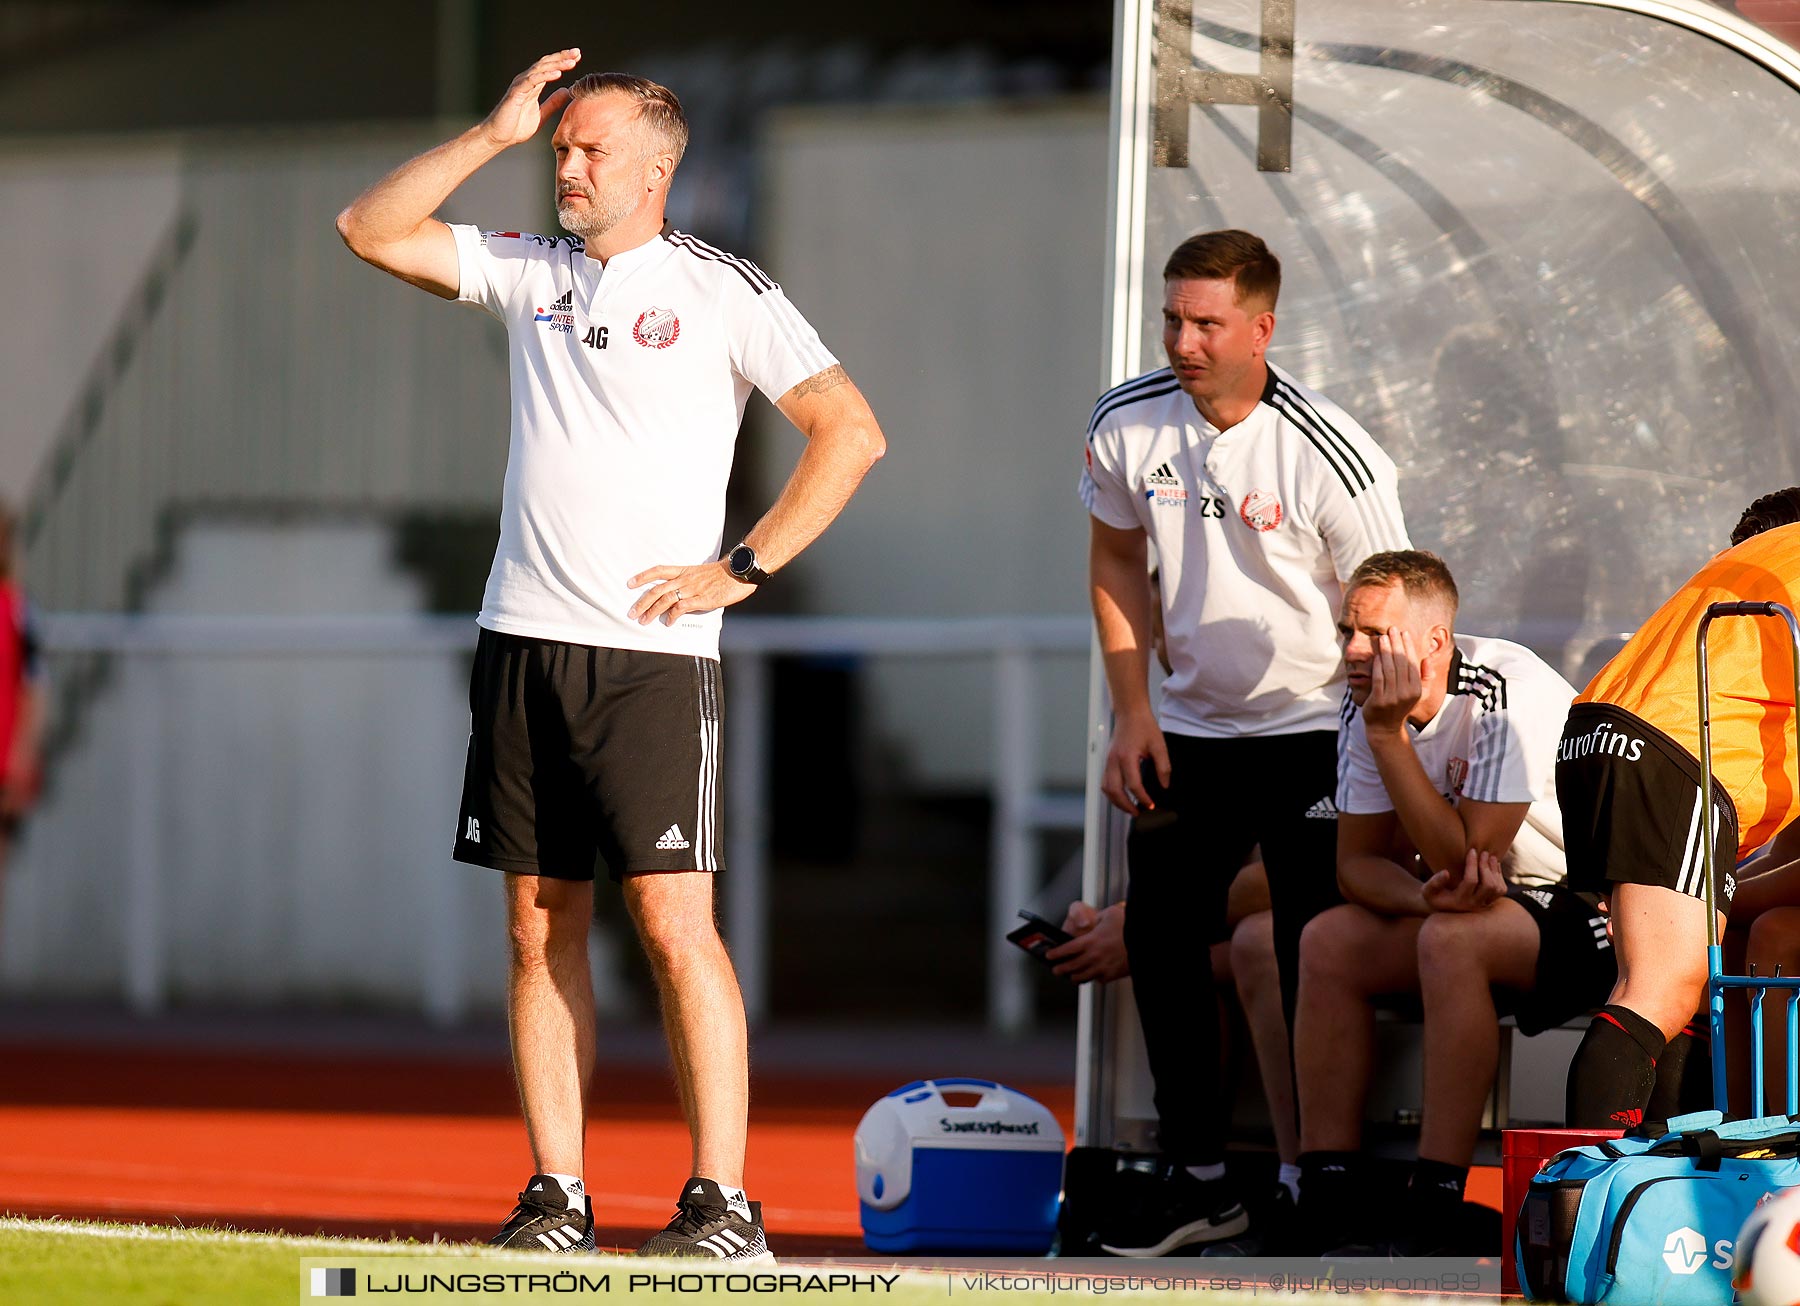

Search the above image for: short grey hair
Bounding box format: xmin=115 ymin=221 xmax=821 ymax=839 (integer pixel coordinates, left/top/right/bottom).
xmin=569 ymin=73 xmax=688 ymax=169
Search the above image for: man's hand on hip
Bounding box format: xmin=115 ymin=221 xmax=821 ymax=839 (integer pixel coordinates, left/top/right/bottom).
xmin=481 ymin=49 xmax=580 ymax=150
xmin=628 ymin=561 xmax=758 ymax=626
xmin=1101 ymin=711 xmax=1170 ymax=816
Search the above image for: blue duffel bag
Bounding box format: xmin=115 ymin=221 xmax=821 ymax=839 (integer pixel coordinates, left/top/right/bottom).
xmin=1516 ymin=1110 xmax=1800 ymax=1303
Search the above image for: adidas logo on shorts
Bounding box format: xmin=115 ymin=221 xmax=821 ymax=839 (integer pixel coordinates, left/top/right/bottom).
xmin=655 ymin=824 xmax=691 ymax=850
xmin=1304 ymin=797 xmax=1339 ymax=819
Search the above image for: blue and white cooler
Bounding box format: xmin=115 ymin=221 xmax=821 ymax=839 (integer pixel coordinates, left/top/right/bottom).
xmin=853 ymin=1077 xmax=1065 ymax=1253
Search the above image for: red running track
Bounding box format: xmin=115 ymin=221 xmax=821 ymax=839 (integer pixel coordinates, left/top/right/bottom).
xmin=0 ymin=1041 xmax=1501 ymax=1255
xmin=0 ymin=1043 xmax=1073 ymax=1256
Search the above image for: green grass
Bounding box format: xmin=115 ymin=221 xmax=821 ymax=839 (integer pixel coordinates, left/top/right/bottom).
xmin=0 ymin=1218 xmax=443 ymax=1306
xmin=0 ymin=1217 xmax=1485 ymax=1304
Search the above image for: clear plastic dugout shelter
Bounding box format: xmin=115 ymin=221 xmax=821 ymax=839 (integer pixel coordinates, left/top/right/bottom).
xmin=1079 ymin=0 xmax=1800 ymax=1146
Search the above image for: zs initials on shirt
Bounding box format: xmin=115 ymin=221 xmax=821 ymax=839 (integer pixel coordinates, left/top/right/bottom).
xmin=1079 ymin=361 xmax=1411 ymax=739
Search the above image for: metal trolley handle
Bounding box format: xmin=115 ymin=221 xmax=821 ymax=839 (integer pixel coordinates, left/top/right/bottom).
xmin=1697 ymin=600 xmax=1800 ymax=1115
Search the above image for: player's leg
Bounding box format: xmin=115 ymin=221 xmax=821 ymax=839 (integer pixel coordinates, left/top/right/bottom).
xmin=1191 ymin=905 xmax=1303 ymax=1256
xmin=1401 ymin=896 xmax=1543 ymax=1253
xmin=458 ymin=631 xmax=600 ymax=1251
xmin=1292 ymin=903 xmax=1422 ymax=1250
xmin=1295 ymin=904 xmax=1424 ymax=1152
xmin=1105 ymin=733 xmax=1256 ymax=1255
xmin=625 ymin=877 xmax=764 ymax=1261
xmin=1557 ymin=705 xmax=1735 ymax=1129
xmin=1416 ymin=899 xmax=1537 ymax=1171
xmin=623 ymin=870 xmax=747 ymax=1186
xmin=1230 ymin=908 xmax=1297 ymax=1172
xmin=505 ymin=871 xmax=598 ymax=1177
xmin=580 ymin=652 xmax=769 ymax=1262
xmin=1567 ymin=882 xmax=1715 ymax=1127
xmin=1251 ymin=730 xmax=1344 ymax=1031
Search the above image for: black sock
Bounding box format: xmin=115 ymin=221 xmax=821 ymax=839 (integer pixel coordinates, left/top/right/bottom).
xmin=1408 ymin=1158 xmax=1468 ymax=1216
xmin=1298 ymin=1151 xmax=1364 ymax=1247
xmin=1646 ymin=1022 xmax=1714 ymax=1121
xmin=1567 ymin=1004 xmax=1665 ymax=1129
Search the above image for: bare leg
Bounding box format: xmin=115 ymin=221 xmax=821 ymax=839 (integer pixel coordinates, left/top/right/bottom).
xmin=1566 ymin=882 xmax=1716 ymax=1127
xmin=1608 ymin=882 xmax=1716 ymax=1039
xmin=1415 ymin=901 xmax=1537 ymax=1166
xmin=504 ymin=873 xmax=596 ymax=1177
xmin=1295 ymin=905 xmax=1424 ymax=1153
xmin=625 ymin=871 xmax=747 ymax=1187
xmin=1230 ymin=910 xmax=1298 ymax=1165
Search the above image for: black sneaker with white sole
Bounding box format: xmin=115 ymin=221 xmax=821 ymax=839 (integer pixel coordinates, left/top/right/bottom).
xmin=490 ymin=1174 xmax=596 ymax=1252
xmin=635 ymin=1177 xmax=773 ymax=1263
xmin=1099 ymin=1166 xmax=1248 ymax=1257
xmin=1199 ymin=1182 xmax=1296 ymax=1257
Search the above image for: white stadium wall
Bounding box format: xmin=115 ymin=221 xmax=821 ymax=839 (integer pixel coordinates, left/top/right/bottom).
xmin=2 ymin=518 xmax=638 ymax=1018
xmin=761 ymin=100 xmax=1110 ymax=792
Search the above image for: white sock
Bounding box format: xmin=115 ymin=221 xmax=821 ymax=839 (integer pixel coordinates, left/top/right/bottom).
xmin=1278 ymin=1163 xmax=1302 ymax=1202
xmin=1185 ymin=1162 xmax=1227 ymax=1184
xmin=536 ymin=1173 xmax=586 ymax=1211
xmin=717 ymin=1183 xmax=751 ymax=1220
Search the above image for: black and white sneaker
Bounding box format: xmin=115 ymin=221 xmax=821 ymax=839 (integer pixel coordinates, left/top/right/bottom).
xmin=1200 ymin=1183 xmax=1296 ymax=1257
xmin=635 ymin=1177 xmax=774 ymax=1263
xmin=490 ymin=1174 xmax=596 ymax=1252
xmin=1099 ymin=1166 xmax=1249 ymax=1257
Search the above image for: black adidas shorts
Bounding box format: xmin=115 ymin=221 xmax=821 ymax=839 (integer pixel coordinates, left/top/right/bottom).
xmin=453 ymin=629 xmax=724 ymax=881
xmin=1503 ymin=886 xmax=1619 ymax=1036
xmin=1556 ymin=703 xmax=1739 ymax=912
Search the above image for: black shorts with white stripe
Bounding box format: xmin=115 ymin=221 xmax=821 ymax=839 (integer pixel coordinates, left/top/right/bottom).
xmin=1502 ymin=886 xmax=1619 ymax=1036
xmin=454 ymin=629 xmax=724 ymax=881
xmin=1555 ymin=702 xmax=1738 ymax=912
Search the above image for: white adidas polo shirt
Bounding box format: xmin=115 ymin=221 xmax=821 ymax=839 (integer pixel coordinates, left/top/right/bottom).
xmin=451 ymin=224 xmax=836 ymax=658
xmin=1336 ymin=634 xmax=1575 ymax=888
xmin=1080 ymin=361 xmax=1410 ymax=738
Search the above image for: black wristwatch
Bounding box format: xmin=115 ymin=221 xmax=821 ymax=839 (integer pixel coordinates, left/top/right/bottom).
xmin=726 ymin=542 xmax=771 ymax=585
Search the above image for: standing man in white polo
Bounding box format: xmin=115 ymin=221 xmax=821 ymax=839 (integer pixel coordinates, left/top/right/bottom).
xmin=1081 ymin=230 xmax=1408 ymax=1254
xmin=336 ymin=50 xmax=885 ymax=1258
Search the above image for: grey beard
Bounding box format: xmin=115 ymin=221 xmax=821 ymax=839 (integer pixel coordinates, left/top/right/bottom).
xmin=556 ymin=192 xmax=633 ymax=240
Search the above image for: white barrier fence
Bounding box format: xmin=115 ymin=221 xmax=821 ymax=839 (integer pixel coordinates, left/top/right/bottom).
xmin=33 ymin=612 xmax=1090 ymax=1033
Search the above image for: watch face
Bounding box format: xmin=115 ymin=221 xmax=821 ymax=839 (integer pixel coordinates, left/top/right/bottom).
xmin=729 ymin=545 xmax=755 ymax=576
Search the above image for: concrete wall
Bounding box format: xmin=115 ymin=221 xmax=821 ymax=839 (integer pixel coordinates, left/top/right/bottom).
xmin=761 ymin=100 xmax=1109 ymax=789
xmin=2 ymin=518 xmax=636 ymax=1018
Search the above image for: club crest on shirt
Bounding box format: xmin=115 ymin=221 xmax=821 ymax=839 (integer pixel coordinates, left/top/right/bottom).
xmin=1446 ymin=757 xmax=1469 ymax=796
xmin=633 ymin=307 xmax=682 ymax=349
xmin=1239 ymin=489 xmax=1283 ymax=531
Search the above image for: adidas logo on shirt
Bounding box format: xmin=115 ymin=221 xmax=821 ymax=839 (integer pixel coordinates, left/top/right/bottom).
xmin=533 ymin=289 xmax=576 ymax=334
xmin=656 ymin=824 xmax=692 ymax=850
xmin=1143 ymin=461 xmax=1188 ymax=507
xmin=1304 ymin=796 xmax=1339 ymax=819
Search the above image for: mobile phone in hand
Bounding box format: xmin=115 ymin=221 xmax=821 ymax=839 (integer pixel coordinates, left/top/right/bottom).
xmin=1006 ymin=909 xmax=1075 ymax=966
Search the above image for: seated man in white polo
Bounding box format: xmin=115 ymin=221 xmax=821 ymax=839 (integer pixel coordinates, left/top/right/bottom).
xmin=1291 ymin=550 xmax=1614 ymax=1256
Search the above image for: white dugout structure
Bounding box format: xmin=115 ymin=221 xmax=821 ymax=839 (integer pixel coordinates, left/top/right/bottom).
xmin=1077 ymin=0 xmax=1800 ymax=1146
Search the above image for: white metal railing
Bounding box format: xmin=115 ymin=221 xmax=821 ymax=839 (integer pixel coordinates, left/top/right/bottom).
xmin=36 ymin=612 xmax=1090 ymax=1032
